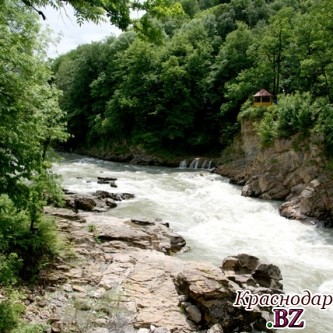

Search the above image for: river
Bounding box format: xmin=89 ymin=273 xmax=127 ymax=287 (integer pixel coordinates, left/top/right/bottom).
xmin=53 ymin=153 xmax=333 ymax=333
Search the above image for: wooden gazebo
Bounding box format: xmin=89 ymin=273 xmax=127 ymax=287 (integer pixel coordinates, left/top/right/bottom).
xmin=253 ymin=89 xmax=273 ymax=107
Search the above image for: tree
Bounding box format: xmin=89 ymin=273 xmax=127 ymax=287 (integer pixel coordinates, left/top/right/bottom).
xmin=20 ymin=0 xmax=188 ymax=32
xmin=20 ymin=0 xmax=135 ymax=29
xmin=294 ymin=0 xmax=333 ymax=101
xmin=54 ymin=43 xmax=104 ymax=147
xmin=0 ymin=0 xmax=68 ymax=280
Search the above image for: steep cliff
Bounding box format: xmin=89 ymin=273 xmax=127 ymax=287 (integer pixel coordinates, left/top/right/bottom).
xmin=215 ymin=120 xmax=333 ymax=227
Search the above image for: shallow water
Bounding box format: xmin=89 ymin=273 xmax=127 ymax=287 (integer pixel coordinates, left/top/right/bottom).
xmin=53 ymin=153 xmax=333 ymax=332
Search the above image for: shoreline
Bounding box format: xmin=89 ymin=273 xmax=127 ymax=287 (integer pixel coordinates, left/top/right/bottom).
xmin=17 ymin=180 xmax=282 ymax=333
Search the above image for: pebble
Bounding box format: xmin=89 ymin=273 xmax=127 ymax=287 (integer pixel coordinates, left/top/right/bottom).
xmin=72 ymin=285 xmax=86 ymax=293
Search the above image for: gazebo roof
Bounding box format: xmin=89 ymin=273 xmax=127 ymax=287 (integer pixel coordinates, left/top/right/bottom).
xmin=253 ymin=89 xmax=272 ymax=97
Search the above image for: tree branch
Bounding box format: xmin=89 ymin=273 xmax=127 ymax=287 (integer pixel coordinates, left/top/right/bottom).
xmin=21 ymin=0 xmax=46 ymax=20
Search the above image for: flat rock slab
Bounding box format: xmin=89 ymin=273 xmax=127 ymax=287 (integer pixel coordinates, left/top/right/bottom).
xmin=123 ymin=251 xmax=195 ymax=332
xmin=83 ymin=214 xmax=186 ymax=254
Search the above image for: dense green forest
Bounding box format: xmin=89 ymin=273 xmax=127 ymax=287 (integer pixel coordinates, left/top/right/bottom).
xmin=53 ymin=0 xmax=333 ymax=156
xmin=1 ymin=0 xmax=333 ymax=330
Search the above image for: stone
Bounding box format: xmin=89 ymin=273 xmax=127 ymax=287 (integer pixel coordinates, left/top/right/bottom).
xmin=228 ymin=274 xmax=257 ymax=288
xmin=72 ymin=285 xmax=86 ymax=293
xmin=221 ymin=256 xmax=239 ymax=273
xmin=98 ymin=277 xmax=114 ymax=290
xmin=105 ymin=198 xmax=117 ymax=208
xmin=118 ymin=193 xmax=135 ymax=200
xmin=137 ymin=329 xmax=150 ymax=333
xmin=241 ymin=184 xmax=253 ymax=197
xmin=37 ymin=300 xmax=48 ymax=307
xmin=238 ymin=253 xmax=260 ymax=272
xmin=94 ymin=190 xmax=113 ymax=199
xmin=207 ymin=324 xmax=224 ymax=333
xmin=168 ymin=233 xmax=186 ymax=251
xmin=178 ymin=295 xmax=188 ymax=303
xmin=97 ymin=176 xmax=117 ymax=184
xmin=74 ymin=195 xmax=97 ymax=211
xmin=109 ymin=181 xmax=117 ymax=188
xmin=51 ymin=321 xmax=62 ymax=333
xmin=185 ymin=304 xmax=202 ymax=323
xmin=130 ymin=154 xmax=154 ymax=165
xmin=252 ymin=263 xmax=282 ymax=289
xmin=222 ymin=254 xmax=260 ymax=275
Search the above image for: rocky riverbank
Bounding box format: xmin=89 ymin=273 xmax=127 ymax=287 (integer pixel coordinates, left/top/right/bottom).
xmin=214 ymin=120 xmax=333 ymax=228
xmin=17 ymin=185 xmax=283 ymax=333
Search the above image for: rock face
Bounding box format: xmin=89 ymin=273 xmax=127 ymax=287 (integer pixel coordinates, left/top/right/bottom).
xmin=214 ymin=119 xmax=333 ymax=227
xmin=25 ymin=212 xmax=192 ymax=333
xmin=26 ymin=207 xmax=283 ymax=333
xmin=175 ymin=254 xmax=282 ymax=332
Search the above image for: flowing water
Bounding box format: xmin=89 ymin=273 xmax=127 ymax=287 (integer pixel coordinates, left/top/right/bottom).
xmin=53 ymin=153 xmax=333 ymax=333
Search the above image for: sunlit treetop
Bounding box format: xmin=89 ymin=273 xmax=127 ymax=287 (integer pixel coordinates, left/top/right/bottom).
xmin=20 ymin=0 xmax=174 ymax=30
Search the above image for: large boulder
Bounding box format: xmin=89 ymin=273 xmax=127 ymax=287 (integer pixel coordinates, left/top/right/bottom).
xmin=85 ymin=216 xmax=187 ymax=255
xmin=74 ymin=195 xmax=97 ymax=211
xmin=175 ymin=254 xmax=283 ymax=332
xmin=222 ymin=254 xmax=283 ymax=291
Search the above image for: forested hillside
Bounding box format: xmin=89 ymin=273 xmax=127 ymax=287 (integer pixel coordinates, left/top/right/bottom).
xmin=53 ymin=0 xmax=333 ymax=157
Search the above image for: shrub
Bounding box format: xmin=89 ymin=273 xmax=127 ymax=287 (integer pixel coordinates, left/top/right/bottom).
xmin=0 ymin=254 xmax=23 ymax=286
xmin=315 ymin=101 xmax=333 ymax=155
xmin=275 ymin=92 xmax=313 ymax=137
xmin=0 ymin=290 xmax=44 ymax=333
xmin=237 ymin=99 xmax=268 ymax=121
xmin=0 ymin=195 xmax=59 ymax=282
xmin=0 ymin=292 xmax=24 ymax=333
xmin=257 ymin=110 xmax=278 ymax=146
xmin=256 ymin=92 xmax=316 ymax=146
xmin=12 ymin=324 xmax=44 ymax=333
